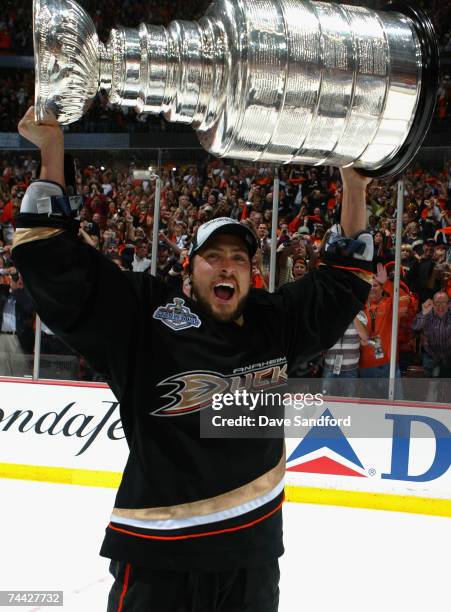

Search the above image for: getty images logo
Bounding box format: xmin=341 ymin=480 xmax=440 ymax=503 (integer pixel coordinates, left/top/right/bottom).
xmin=382 ymin=413 xmax=451 ymax=483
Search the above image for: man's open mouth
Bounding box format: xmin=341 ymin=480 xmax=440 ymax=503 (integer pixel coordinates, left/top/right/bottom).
xmin=213 ymin=283 xmax=235 ymax=301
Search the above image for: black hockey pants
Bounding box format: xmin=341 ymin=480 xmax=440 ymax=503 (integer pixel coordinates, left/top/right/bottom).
xmin=107 ymin=559 xmax=280 ymax=611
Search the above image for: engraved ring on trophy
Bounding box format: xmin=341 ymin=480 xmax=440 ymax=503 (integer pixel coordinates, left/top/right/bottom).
xmin=33 ymin=0 xmax=439 ymax=177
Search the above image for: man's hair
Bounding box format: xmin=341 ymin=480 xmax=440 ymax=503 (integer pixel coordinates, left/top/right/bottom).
xmin=433 ymin=291 xmax=448 ymax=302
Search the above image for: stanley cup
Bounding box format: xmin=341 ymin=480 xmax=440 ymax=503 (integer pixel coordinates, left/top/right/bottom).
xmin=33 ymin=0 xmax=439 ymax=177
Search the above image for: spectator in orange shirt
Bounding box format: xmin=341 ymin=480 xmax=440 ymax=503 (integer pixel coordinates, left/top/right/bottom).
xmin=359 ymin=264 xmax=410 ymax=396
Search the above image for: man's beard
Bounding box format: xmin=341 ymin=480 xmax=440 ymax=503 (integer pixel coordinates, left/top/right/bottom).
xmin=191 ymin=282 xmax=249 ymax=323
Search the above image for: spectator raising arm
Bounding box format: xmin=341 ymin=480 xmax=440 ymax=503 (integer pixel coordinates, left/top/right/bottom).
xmin=412 ymin=298 xmax=434 ymax=331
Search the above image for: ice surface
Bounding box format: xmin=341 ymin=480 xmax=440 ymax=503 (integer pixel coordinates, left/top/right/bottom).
xmin=0 ymin=479 xmax=449 ymax=611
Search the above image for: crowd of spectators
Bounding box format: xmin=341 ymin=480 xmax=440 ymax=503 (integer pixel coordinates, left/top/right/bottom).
xmin=0 ymin=0 xmax=208 ymax=55
xmin=1 ymin=153 xmax=450 ymax=386
xmin=0 ymin=71 xmax=34 ymax=133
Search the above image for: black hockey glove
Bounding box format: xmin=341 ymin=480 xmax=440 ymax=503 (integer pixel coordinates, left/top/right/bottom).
xmin=15 ymin=180 xmax=82 ymax=234
xmin=322 ymin=225 xmax=374 ymax=274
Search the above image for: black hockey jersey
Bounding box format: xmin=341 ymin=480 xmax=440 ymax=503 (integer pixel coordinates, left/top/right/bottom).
xmin=12 ymin=228 xmax=370 ymax=570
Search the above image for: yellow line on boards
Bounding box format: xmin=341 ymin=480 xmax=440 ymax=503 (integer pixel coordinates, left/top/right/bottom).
xmin=0 ymin=462 xmax=122 ymax=489
xmin=285 ymin=485 xmax=451 ymax=518
xmin=0 ymin=463 xmax=450 ymax=518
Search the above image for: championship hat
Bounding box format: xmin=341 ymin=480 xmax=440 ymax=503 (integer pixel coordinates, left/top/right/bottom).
xmin=189 ymin=217 xmax=258 ymax=259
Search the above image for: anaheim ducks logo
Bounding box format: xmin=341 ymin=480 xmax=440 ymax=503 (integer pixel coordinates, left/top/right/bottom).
xmin=152 ymin=363 xmax=288 ymax=417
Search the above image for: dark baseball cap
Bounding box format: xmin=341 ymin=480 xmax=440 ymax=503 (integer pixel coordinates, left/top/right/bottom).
xmin=189 ymin=217 xmax=258 ymax=258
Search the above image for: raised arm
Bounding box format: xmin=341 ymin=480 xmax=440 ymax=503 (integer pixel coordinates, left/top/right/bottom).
xmin=12 ymin=107 xmax=158 ymax=398
xmin=339 ymin=166 xmax=372 ymax=237
xmin=18 ymin=107 xmax=65 ymax=187
xmin=277 ymin=166 xmax=374 ymax=363
xmin=412 ymin=299 xmax=433 ymax=332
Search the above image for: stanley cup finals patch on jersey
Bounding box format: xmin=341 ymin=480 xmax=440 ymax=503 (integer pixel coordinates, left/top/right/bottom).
xmin=153 ymin=298 xmax=202 ymax=331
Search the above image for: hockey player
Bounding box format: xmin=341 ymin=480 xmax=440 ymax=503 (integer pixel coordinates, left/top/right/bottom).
xmin=13 ymin=107 xmax=373 ymax=611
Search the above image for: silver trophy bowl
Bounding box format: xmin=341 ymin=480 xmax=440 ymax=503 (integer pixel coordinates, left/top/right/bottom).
xmin=33 ymin=0 xmax=439 ymax=177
